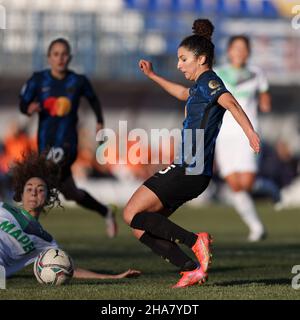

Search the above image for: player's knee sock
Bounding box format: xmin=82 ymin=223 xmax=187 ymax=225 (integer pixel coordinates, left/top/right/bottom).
xmin=231 ymin=191 xmax=264 ymax=232
xmin=76 ymin=190 xmax=108 ymax=217
xmin=130 ymin=212 xmax=197 ymax=248
xmin=140 ymin=232 xmax=198 ymax=271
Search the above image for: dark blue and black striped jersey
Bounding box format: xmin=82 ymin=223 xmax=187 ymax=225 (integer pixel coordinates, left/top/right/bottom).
xmin=19 ymin=69 xmax=103 ymax=165
xmin=180 ymin=70 xmax=229 ymax=176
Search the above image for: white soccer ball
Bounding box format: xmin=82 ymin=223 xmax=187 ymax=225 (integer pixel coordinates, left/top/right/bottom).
xmin=34 ymin=248 xmax=74 ymax=285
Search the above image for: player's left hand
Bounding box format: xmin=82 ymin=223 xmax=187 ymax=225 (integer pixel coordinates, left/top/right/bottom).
xmin=117 ymin=269 xmax=141 ymax=279
xmin=248 ymin=130 xmax=260 ymax=153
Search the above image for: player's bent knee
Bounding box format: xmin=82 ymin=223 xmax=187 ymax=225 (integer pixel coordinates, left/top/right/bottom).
xmin=228 ymin=183 xmax=242 ymax=192
xmin=240 ymin=179 xmax=254 ymax=191
xmin=132 ymin=228 xmax=144 ymax=239
xmin=122 ymin=207 xmax=136 ymax=226
xmin=225 ymin=176 xmax=242 ymax=192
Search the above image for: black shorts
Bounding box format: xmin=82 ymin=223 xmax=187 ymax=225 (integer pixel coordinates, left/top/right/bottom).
xmin=40 ymin=146 xmax=76 ymax=182
xmin=144 ymin=164 xmax=211 ymax=211
xmin=60 ymin=163 xmax=73 ymax=182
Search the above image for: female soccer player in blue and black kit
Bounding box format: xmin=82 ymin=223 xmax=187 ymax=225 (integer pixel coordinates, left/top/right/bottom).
xmin=123 ymin=20 xmax=260 ymax=288
xmin=19 ymin=38 xmax=117 ymax=238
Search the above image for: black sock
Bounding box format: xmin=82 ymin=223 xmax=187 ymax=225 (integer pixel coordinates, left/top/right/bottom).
xmin=181 ymin=260 xmax=199 ymax=272
xmin=131 ymin=212 xmax=197 ymax=248
xmin=77 ymin=191 xmax=108 ymax=217
xmin=140 ymin=232 xmax=198 ymax=271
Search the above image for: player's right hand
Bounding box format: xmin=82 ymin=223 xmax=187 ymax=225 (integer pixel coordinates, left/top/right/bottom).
xmin=248 ymin=130 xmax=260 ymax=154
xmin=139 ymin=60 xmax=154 ymax=78
xmin=27 ymin=102 xmax=41 ymax=115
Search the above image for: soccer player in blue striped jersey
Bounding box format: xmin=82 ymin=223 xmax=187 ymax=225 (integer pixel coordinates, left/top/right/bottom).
xmin=123 ymin=19 xmax=260 ymax=288
xmin=19 ymin=38 xmax=117 ymax=238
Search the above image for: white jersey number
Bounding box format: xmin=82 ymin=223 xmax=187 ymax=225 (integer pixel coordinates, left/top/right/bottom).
xmin=159 ymin=164 xmax=176 ymax=175
xmin=47 ymin=147 xmax=64 ymax=164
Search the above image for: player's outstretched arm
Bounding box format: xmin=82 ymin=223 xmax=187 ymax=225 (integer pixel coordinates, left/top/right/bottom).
xmin=139 ymin=59 xmax=189 ymax=101
xmin=73 ymin=268 xmax=141 ymax=280
xmin=218 ymin=92 xmax=260 ymax=153
xmin=82 ymin=75 xmax=104 ymax=131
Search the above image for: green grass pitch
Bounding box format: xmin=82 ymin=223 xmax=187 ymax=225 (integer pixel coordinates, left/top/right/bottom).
xmin=2 ymin=203 xmax=300 ymax=300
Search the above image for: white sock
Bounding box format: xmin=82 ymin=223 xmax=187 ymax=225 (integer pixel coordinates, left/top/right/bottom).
xmin=230 ymin=191 xmax=264 ymax=233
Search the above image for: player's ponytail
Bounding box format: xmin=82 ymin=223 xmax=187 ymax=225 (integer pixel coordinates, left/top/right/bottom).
xmin=179 ymin=19 xmax=215 ymax=68
xmin=192 ymin=19 xmax=214 ymax=41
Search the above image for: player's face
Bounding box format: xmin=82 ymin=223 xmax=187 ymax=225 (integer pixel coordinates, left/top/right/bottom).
xmin=22 ymin=177 xmax=48 ymax=216
xmin=48 ymin=43 xmax=70 ymax=73
xmin=177 ymin=46 xmax=205 ymax=81
xmin=227 ymin=39 xmax=250 ymax=68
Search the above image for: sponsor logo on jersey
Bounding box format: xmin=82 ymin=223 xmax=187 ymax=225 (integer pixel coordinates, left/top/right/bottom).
xmin=0 ymin=221 xmax=35 ymax=254
xmin=210 ymin=87 xmax=222 ymax=96
xmin=44 ymin=96 xmax=72 ymax=117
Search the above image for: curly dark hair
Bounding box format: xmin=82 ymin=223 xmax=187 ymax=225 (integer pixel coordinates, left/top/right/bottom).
xmin=10 ymin=152 xmax=62 ymax=210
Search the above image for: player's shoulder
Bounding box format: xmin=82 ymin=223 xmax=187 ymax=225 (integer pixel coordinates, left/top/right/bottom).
xmin=67 ymin=70 xmax=90 ymax=85
xmin=0 ymin=202 xmax=15 ymax=217
xmin=196 ymin=70 xmax=221 ymax=84
xmin=247 ymin=64 xmax=265 ymax=77
xmin=199 ymin=70 xmax=226 ymax=89
xmin=66 ymin=69 xmax=78 ymax=77
xmin=209 ymin=69 xmax=225 ymax=82
xmin=37 ymin=69 xmax=51 ymax=77
xmin=194 ymin=70 xmax=228 ymax=100
xmin=0 ymin=201 xmax=9 ymax=211
xmin=0 ymin=202 xmax=19 ymax=213
xmin=68 ymin=69 xmax=86 ymax=80
xmin=0 ymin=201 xmax=4 ymax=213
xmin=28 ymin=70 xmax=47 ymax=82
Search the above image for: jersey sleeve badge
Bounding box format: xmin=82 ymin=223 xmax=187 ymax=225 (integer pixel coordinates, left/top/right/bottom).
xmin=208 ymin=80 xmax=221 ymax=90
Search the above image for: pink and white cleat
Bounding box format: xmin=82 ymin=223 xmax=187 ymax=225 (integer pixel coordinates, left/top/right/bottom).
xmin=172 ymin=267 xmax=208 ymax=288
xmin=191 ymin=232 xmax=213 ymax=273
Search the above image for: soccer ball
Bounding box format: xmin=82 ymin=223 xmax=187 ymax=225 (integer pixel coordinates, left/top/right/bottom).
xmin=34 ymin=248 xmax=74 ymax=285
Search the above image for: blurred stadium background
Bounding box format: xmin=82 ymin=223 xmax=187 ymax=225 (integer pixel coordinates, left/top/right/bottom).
xmin=0 ymin=0 xmax=299 ymax=208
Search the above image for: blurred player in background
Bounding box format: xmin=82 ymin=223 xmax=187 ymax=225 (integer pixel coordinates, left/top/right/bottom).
xmin=0 ymin=152 xmax=140 ymax=279
xmin=19 ymin=38 xmax=117 ymax=238
xmin=215 ymin=35 xmax=271 ymax=242
xmin=123 ymin=19 xmax=260 ymax=288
